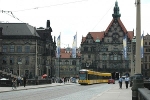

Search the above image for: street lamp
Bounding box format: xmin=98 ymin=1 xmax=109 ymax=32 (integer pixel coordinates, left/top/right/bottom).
xmin=86 ymin=62 xmax=89 ymax=69
xmin=18 ymin=61 xmax=22 ymax=77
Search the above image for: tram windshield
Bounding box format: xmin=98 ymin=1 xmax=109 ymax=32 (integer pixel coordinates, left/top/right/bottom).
xmin=79 ymin=74 xmax=87 ymax=80
xmin=79 ymin=71 xmax=87 ymax=80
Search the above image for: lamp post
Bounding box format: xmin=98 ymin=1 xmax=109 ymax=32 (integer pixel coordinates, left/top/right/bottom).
xmin=86 ymin=64 xmax=89 ymax=70
xmin=18 ymin=61 xmax=22 ymax=77
xmin=85 ymin=61 xmax=88 ymax=70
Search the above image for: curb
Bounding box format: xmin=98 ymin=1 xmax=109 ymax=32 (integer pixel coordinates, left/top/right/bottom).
xmin=0 ymin=83 xmax=75 ymax=93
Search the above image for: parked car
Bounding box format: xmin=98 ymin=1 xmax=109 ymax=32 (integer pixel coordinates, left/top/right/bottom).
xmin=108 ymin=79 xmax=115 ymax=84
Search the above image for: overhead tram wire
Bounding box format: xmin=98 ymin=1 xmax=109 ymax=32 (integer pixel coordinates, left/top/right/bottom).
xmin=1 ymin=0 xmax=88 ymax=23
xmin=91 ymin=2 xmax=114 ymax=31
xmin=12 ymin=0 xmax=88 ymax=12
xmin=0 ymin=10 xmax=25 ymax=23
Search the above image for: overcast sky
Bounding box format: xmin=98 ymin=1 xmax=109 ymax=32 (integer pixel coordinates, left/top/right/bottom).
xmin=0 ymin=0 xmax=150 ymax=48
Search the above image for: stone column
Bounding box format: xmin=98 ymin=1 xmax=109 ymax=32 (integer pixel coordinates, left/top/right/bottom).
xmin=132 ymin=1 xmax=144 ymax=100
xmin=135 ymin=0 xmax=141 ymax=74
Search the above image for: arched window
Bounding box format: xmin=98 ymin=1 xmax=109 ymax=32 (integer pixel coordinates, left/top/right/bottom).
xmin=65 ymin=60 xmax=69 ymax=65
xmin=72 ymin=60 xmax=76 ymax=65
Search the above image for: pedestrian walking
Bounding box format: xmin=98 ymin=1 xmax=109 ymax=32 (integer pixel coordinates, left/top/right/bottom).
xmin=64 ymin=77 xmax=66 ymax=84
xmin=118 ymin=76 xmax=123 ymax=89
xmin=17 ymin=76 xmax=21 ymax=86
xmin=125 ymin=76 xmax=129 ymax=89
xmin=12 ymin=77 xmax=17 ymax=90
xmin=23 ymin=76 xmax=27 ymax=87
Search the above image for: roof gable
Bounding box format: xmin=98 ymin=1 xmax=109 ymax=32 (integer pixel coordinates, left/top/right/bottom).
xmin=105 ymin=18 xmax=134 ymax=40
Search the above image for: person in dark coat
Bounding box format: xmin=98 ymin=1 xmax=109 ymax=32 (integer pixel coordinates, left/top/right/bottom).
xmin=23 ymin=76 xmax=27 ymax=87
xmin=125 ymin=76 xmax=129 ymax=89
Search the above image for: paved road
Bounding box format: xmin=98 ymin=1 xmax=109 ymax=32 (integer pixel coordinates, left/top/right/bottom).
xmin=0 ymin=83 xmax=114 ymax=100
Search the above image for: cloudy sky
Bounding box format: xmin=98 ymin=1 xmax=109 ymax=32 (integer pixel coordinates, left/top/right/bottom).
xmin=0 ymin=0 xmax=150 ymax=48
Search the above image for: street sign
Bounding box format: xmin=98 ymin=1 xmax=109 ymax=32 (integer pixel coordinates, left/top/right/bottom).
xmin=18 ymin=62 xmax=22 ymax=64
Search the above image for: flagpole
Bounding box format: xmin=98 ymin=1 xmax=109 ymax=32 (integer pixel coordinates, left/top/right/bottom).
xmin=76 ymin=32 xmax=77 ymax=49
xmin=142 ymin=31 xmax=144 ymax=75
xmin=59 ymin=32 xmax=61 ymax=78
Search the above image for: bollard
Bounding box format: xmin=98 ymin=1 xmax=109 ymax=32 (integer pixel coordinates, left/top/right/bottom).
xmin=131 ymin=74 xmax=144 ymax=100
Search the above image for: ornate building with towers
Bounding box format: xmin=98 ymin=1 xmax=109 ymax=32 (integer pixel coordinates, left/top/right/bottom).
xmin=80 ymin=1 xmax=134 ymax=79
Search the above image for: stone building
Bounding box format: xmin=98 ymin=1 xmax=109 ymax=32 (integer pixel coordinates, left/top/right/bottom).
xmin=55 ymin=47 xmax=81 ymax=78
xmin=80 ymin=1 xmax=134 ymax=78
xmin=0 ymin=20 xmax=56 ymax=78
xmin=143 ymin=34 xmax=150 ymax=77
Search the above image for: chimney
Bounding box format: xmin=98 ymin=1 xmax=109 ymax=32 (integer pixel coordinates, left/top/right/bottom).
xmin=46 ymin=20 xmax=50 ymax=28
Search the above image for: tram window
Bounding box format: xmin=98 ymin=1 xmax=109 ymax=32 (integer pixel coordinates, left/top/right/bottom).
xmin=102 ymin=76 xmax=111 ymax=79
xmin=88 ymin=74 xmax=95 ymax=80
xmin=79 ymin=74 xmax=87 ymax=80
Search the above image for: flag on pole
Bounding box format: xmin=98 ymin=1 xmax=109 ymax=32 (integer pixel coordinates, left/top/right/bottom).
xmin=123 ymin=34 xmax=127 ymax=60
xmin=56 ymin=34 xmax=61 ymax=58
xmin=141 ymin=32 xmax=144 ymax=58
xmin=72 ymin=33 xmax=77 ymax=58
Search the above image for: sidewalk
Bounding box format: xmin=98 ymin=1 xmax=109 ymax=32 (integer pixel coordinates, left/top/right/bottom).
xmin=91 ymin=82 xmax=132 ymax=100
xmin=0 ymin=83 xmax=75 ymax=93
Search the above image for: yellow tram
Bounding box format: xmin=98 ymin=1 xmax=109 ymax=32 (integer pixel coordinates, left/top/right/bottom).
xmin=78 ymin=69 xmax=111 ymax=85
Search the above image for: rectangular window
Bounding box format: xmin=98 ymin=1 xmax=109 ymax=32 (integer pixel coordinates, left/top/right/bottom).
xmin=17 ymin=46 xmax=22 ymax=52
xmin=10 ymin=57 xmax=14 ymax=64
xmin=2 ymin=57 xmax=7 ymax=64
xmin=25 ymin=57 xmax=29 ymax=65
xmin=2 ymin=45 xmax=7 ymax=52
xmin=118 ymin=55 xmax=121 ymax=60
xmin=145 ymin=64 xmax=147 ymax=69
xmin=88 ymin=55 xmax=91 ymax=59
xmin=114 ymin=55 xmax=117 ymax=60
xmin=145 ymin=56 xmax=147 ymax=62
xmin=10 ymin=45 xmax=15 ymax=52
xmin=107 ymin=39 xmax=109 ymax=42
xmin=110 ymin=55 xmax=113 ymax=60
xmin=102 ymin=55 xmax=107 ymax=60
xmin=25 ymin=46 xmax=30 ymax=53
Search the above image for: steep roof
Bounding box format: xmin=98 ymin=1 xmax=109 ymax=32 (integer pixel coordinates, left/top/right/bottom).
xmin=81 ymin=32 xmax=105 ymax=43
xmin=58 ymin=48 xmax=80 ymax=58
xmin=105 ymin=18 xmax=134 ymax=40
xmin=0 ymin=23 xmax=39 ymax=37
xmin=89 ymin=32 xmax=105 ymax=41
